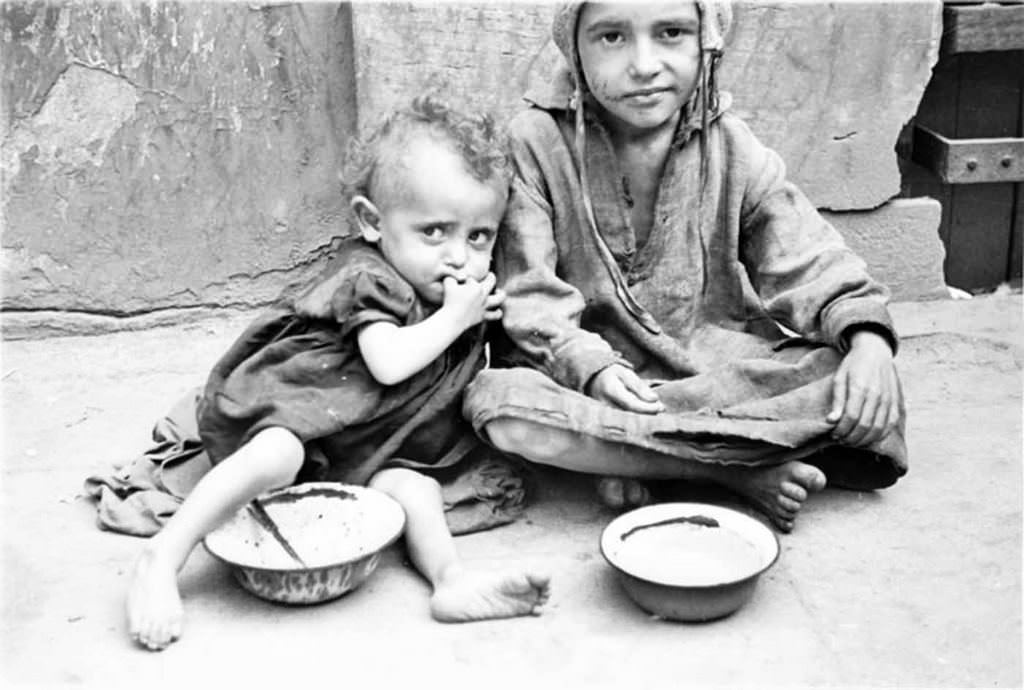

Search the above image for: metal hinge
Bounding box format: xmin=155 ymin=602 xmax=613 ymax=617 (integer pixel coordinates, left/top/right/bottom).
xmin=911 ymin=125 xmax=1024 ymax=184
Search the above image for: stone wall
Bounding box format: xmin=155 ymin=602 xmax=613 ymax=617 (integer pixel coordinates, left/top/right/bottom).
xmin=1 ymin=1 xmax=947 ymax=338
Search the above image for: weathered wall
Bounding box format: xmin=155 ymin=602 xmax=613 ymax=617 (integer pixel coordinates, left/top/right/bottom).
xmin=350 ymin=0 xmax=947 ymax=299
xmin=2 ymin=1 xmax=357 ymax=318
xmin=2 ymin=1 xmax=947 ymax=338
xmin=352 ymin=1 xmax=942 ymax=212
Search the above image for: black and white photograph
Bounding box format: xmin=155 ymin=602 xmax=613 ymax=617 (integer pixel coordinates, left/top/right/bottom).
xmin=1 ymin=0 xmax=1021 ymax=686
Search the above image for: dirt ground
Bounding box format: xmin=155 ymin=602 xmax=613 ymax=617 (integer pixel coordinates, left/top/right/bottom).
xmin=1 ymin=290 xmax=1021 ymax=689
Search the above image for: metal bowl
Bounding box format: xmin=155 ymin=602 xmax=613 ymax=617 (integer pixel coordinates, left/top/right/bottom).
xmin=203 ymin=482 xmax=405 ymax=605
xmin=600 ymin=502 xmax=779 ymax=622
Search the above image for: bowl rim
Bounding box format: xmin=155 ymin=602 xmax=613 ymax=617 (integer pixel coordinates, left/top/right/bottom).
xmin=599 ymin=502 xmax=780 ymax=588
xmin=202 ymin=481 xmax=406 ymax=573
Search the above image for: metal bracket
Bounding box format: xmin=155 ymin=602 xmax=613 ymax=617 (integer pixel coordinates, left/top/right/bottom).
xmin=911 ymin=125 xmax=1024 ymax=184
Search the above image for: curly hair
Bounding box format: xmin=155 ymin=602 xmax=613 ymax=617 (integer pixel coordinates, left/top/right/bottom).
xmin=341 ymin=95 xmax=512 ymax=205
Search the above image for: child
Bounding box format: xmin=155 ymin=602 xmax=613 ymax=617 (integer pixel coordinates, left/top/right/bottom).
xmin=464 ymin=1 xmax=907 ymax=532
xmin=127 ymin=96 xmax=550 ymax=652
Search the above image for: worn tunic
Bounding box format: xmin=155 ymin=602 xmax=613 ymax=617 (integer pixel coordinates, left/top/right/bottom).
xmin=198 ymin=237 xmax=486 ymax=485
xmin=464 ymin=75 xmax=907 ymax=487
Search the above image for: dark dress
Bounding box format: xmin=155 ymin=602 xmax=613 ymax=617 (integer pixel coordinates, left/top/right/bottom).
xmin=197 ymin=237 xmax=486 ymax=486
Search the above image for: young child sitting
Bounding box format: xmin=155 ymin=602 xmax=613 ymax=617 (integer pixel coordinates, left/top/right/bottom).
xmin=464 ymin=0 xmax=907 ymax=532
xmin=127 ymin=96 xmax=550 ymax=652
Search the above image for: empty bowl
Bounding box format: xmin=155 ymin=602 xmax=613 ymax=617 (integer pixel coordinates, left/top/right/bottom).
xmin=203 ymin=482 xmax=406 ymax=605
xmin=600 ymin=502 xmax=779 ymax=622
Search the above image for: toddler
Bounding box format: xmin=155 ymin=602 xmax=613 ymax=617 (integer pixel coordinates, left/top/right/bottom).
xmin=127 ymin=96 xmax=550 ymax=651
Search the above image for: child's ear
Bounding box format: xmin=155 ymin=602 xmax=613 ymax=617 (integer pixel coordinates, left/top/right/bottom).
xmin=351 ymin=195 xmax=382 ymax=243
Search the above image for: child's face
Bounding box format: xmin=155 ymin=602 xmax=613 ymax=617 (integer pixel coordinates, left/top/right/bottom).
xmin=356 ymin=136 xmax=506 ymax=305
xmin=576 ymin=2 xmax=701 ymax=137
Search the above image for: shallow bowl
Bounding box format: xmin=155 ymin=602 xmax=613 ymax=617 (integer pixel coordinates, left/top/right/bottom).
xmin=600 ymin=502 xmax=779 ymax=622
xmin=203 ymin=482 xmax=405 ymax=605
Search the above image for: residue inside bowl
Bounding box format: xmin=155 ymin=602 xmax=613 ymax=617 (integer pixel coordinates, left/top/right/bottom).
xmin=614 ymin=519 xmax=764 ymax=586
xmin=206 ymin=487 xmax=404 ymax=570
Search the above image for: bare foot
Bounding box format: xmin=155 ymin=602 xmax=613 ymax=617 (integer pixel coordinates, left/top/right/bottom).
xmin=720 ymin=461 xmax=827 ymax=533
xmin=429 ymin=566 xmax=551 ymax=623
xmin=596 ymin=476 xmax=651 ymax=510
xmin=126 ymin=547 xmax=184 ymax=651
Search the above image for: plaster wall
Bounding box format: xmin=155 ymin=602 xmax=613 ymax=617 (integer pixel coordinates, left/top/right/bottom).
xmin=1 ymin=1 xmax=946 ymax=335
xmin=2 ymin=2 xmax=357 ymax=317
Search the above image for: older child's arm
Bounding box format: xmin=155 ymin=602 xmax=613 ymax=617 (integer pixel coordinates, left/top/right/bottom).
xmin=497 ymin=113 xmax=630 ymax=394
xmin=358 ymin=274 xmax=504 ymax=386
xmin=737 ymin=121 xmax=902 ymax=443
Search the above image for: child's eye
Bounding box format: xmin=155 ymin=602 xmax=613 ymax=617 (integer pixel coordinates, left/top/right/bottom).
xmin=599 ymin=31 xmax=624 ymax=46
xmin=468 ymin=230 xmax=495 ymax=247
xmin=659 ymin=26 xmax=694 ymax=42
xmin=421 ymin=226 xmax=445 ymax=240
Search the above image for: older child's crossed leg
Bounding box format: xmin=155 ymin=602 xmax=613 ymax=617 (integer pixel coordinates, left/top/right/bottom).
xmin=369 ymin=467 xmax=549 ymax=622
xmin=486 ymin=419 xmax=826 ymax=533
xmin=127 ymin=427 xmax=304 ymax=651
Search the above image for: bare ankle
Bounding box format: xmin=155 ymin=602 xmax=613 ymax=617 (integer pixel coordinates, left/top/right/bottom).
xmin=433 ymin=562 xmax=465 ymax=589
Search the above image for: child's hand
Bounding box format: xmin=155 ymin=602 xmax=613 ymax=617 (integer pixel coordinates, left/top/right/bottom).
xmin=587 ymin=364 xmax=664 ymax=415
xmin=441 ymin=273 xmax=505 ymax=332
xmin=826 ymin=330 xmax=902 ymax=447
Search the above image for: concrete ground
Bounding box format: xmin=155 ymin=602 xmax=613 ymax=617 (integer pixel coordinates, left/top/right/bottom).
xmin=1 ymin=290 xmax=1021 ymax=689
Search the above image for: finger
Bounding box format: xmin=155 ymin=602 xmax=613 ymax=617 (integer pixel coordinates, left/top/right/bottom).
xmin=488 ymin=288 xmax=507 ymax=305
xmin=827 ymin=366 xmax=848 ymax=423
xmin=442 ymin=275 xmax=459 ymax=293
xmin=604 ymin=379 xmax=660 ymax=414
xmin=485 ymin=292 xmax=505 ymax=309
xmin=612 ymin=392 xmax=664 ymax=414
xmin=885 ymin=395 xmax=902 ymax=436
xmin=833 ymin=384 xmax=865 ymax=440
xmin=845 ymin=393 xmax=880 ymax=447
xmin=480 ymin=272 xmax=497 ymax=293
xmin=620 ymin=370 xmax=660 ymax=403
xmin=860 ymin=397 xmax=892 ymax=447
xmin=483 ymin=308 xmax=503 ymax=321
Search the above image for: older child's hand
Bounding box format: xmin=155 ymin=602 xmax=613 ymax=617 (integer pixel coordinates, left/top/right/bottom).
xmin=442 ymin=273 xmax=505 ymax=332
xmin=587 ymin=364 xmax=665 ymax=415
xmin=827 ymin=330 xmax=902 ymax=447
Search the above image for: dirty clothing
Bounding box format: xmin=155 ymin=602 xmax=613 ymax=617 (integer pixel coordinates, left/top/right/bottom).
xmin=198 ymin=237 xmax=483 ymax=483
xmin=464 ymin=3 xmax=907 ymax=486
xmin=84 ymin=237 xmax=528 ymax=536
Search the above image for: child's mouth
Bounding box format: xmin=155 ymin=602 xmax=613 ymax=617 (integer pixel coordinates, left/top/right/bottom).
xmin=622 ymin=88 xmax=672 ymax=105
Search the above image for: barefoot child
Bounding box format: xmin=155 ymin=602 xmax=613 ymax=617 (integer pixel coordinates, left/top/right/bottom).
xmin=464 ymin=1 xmax=907 ymax=532
xmin=127 ymin=96 xmax=550 ymax=651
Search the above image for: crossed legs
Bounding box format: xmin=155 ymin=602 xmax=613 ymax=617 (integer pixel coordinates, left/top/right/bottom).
xmin=484 ymin=418 xmax=826 ymax=532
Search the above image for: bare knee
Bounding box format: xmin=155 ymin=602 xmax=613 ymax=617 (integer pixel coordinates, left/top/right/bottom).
xmin=246 ymin=427 xmax=304 ymax=488
xmin=370 ymin=467 xmax=440 ymax=502
xmin=485 ymin=418 xmax=574 ymax=463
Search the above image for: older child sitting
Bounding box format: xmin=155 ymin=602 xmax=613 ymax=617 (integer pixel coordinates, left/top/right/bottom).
xmin=465 ymin=1 xmax=906 ymax=532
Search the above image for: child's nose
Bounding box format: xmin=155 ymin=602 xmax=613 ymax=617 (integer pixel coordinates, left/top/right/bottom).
xmin=629 ymin=38 xmax=660 ymax=79
xmin=444 ymin=242 xmax=467 ymax=268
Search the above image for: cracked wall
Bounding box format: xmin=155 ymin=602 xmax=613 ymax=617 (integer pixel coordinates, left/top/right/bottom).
xmin=1 ymin=1 xmax=946 ymax=336
xmin=353 ymin=1 xmax=942 ymax=212
xmin=2 ymin=2 xmax=357 ymax=318
xmin=350 ymin=1 xmax=947 ymax=301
